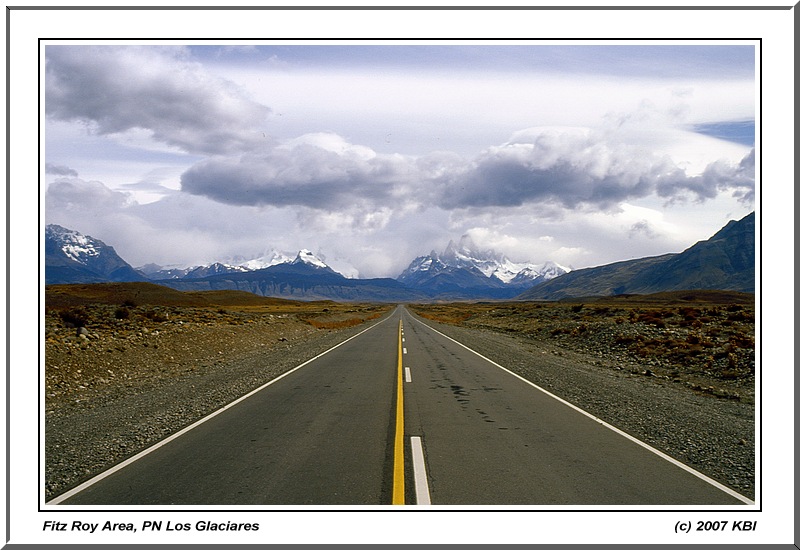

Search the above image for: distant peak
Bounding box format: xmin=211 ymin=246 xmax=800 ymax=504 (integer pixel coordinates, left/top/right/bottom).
xmin=292 ymin=249 xmax=329 ymax=269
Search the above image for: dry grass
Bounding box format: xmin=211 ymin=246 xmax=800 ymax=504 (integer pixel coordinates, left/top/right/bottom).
xmin=46 ymin=282 xmax=391 ymax=329
xmin=302 ymin=311 xmax=386 ymax=330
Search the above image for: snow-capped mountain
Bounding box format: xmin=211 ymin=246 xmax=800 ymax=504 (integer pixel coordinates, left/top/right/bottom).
xmin=45 ymin=224 xmax=147 ymax=284
xmin=398 ymin=235 xmax=569 ymax=298
xmin=510 ymin=261 xmax=572 ymax=285
xmin=140 ymin=249 xmax=341 ymax=281
xmin=244 ymin=248 xmax=359 ymax=278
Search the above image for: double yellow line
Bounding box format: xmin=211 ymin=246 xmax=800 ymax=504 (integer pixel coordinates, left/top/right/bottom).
xmin=392 ymin=319 xmax=405 ymax=505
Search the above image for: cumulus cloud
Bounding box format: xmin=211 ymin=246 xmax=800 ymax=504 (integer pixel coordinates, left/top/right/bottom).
xmin=45 ymin=46 xmax=270 ymax=155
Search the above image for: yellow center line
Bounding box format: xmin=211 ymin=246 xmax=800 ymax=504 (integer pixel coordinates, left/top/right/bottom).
xmin=392 ymin=318 xmax=405 ymax=505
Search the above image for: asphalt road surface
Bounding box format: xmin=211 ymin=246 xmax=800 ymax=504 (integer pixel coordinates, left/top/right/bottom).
xmin=50 ymin=306 xmax=751 ymax=506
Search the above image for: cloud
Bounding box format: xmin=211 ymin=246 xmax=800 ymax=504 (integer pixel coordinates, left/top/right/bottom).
xmin=180 ymin=132 xmax=427 ymax=211
xmin=439 ymin=127 xmax=755 ymax=210
xmin=180 ymin=125 xmax=755 ymax=223
xmin=628 ymin=220 xmax=659 ymax=239
xmin=46 ymin=177 xmax=134 ymax=211
xmin=45 ymin=163 xmax=78 ymax=177
xmin=655 ymin=147 xmax=755 ymax=204
xmin=45 ymin=46 xmax=270 ymax=156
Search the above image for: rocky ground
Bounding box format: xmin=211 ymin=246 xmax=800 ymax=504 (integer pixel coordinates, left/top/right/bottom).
xmin=44 ymin=286 xmax=756 ymax=503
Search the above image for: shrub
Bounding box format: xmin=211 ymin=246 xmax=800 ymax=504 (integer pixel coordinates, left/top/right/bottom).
xmin=614 ymin=333 xmax=637 ymax=345
xmin=571 ymin=323 xmax=588 ymax=335
xmin=114 ymin=307 xmax=131 ymax=320
xmin=728 ymin=332 xmax=755 ymax=349
xmin=143 ymin=309 xmax=169 ymax=322
xmin=59 ymin=307 xmax=89 ymax=328
xmin=727 ymin=311 xmax=754 ymax=323
xmin=679 ymin=307 xmax=700 ymax=321
xmin=637 ymin=311 xmax=666 ymax=328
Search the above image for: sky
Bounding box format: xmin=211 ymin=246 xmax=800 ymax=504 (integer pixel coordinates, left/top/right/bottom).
xmin=44 ymin=43 xmax=757 ymax=279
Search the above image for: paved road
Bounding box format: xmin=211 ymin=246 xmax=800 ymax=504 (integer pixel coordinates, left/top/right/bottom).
xmin=51 ymin=306 xmax=750 ymax=506
xmin=400 ymin=309 xmax=748 ymax=505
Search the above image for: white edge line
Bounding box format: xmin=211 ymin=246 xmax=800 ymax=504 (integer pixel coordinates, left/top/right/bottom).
xmin=405 ymin=367 xmax=412 ymax=383
xmin=46 ymin=310 xmax=397 ymax=505
xmin=409 ymin=315 xmax=755 ymax=506
xmin=410 ymin=436 xmax=431 ymax=505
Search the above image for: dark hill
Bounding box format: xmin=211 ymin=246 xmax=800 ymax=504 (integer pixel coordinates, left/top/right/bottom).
xmin=517 ymin=212 xmax=755 ymax=300
xmin=44 ymin=282 xmax=302 ymax=309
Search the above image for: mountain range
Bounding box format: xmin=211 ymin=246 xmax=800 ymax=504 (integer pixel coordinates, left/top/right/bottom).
xmin=44 ymin=212 xmax=755 ymax=301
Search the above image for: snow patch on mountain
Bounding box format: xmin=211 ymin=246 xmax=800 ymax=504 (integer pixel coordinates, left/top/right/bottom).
xmin=46 ymin=225 xmax=102 ymax=264
xmin=293 ymin=249 xmax=329 ymax=269
xmin=45 ymin=224 xmax=147 ymax=284
xmin=237 ymin=250 xmax=295 ymax=271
